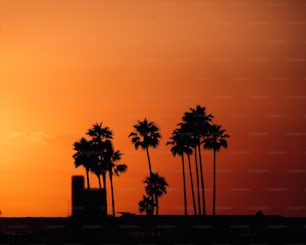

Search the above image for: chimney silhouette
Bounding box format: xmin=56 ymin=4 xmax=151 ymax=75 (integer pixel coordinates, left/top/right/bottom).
xmin=72 ymin=176 xmax=107 ymax=219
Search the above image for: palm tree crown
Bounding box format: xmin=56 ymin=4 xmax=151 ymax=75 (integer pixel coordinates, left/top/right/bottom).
xmin=167 ymin=128 xmax=193 ymax=157
xmin=138 ymin=195 xmax=155 ymax=215
xmin=87 ymin=122 xmax=113 ymax=140
xmin=203 ymin=124 xmax=229 ymax=151
xmin=144 ymin=172 xmax=168 ymax=215
xmin=180 ymin=105 xmax=213 ymax=138
xmin=73 ymin=137 xmax=96 ymax=189
xmin=129 ymin=118 xmax=161 ymax=175
xmin=129 ymin=118 xmax=161 ymax=150
xmin=144 ymin=172 xmax=168 ymax=196
xmin=73 ymin=137 xmax=92 ymax=168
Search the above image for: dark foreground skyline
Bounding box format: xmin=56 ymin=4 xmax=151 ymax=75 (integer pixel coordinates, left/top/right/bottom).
xmin=0 ymin=215 xmax=306 ymax=244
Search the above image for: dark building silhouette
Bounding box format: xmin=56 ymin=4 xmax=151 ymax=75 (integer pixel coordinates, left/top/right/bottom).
xmin=72 ymin=176 xmax=107 ymax=219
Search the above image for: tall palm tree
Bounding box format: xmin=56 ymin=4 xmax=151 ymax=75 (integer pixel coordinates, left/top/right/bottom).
xmin=186 ymin=148 xmax=196 ymax=215
xmin=203 ymin=124 xmax=229 ymax=216
xmin=84 ymin=122 xmax=113 ymax=216
xmin=128 ymin=118 xmax=161 ymax=175
xmin=106 ymin=148 xmax=128 ymax=217
xmin=144 ymin=172 xmax=168 ymax=215
xmin=167 ymin=129 xmax=189 ymax=215
xmin=73 ymin=137 xmax=94 ymax=189
xmin=180 ymin=105 xmax=213 ymax=215
xmin=179 ymin=122 xmax=201 ymax=215
xmin=171 ymin=128 xmax=197 ymax=215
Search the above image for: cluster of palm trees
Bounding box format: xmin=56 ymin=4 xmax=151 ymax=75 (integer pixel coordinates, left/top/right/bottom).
xmin=129 ymin=119 xmax=168 ymax=216
xmin=72 ymin=104 xmax=228 ymax=217
xmin=72 ymin=123 xmax=127 ymax=217
xmin=167 ymin=105 xmax=229 ymax=216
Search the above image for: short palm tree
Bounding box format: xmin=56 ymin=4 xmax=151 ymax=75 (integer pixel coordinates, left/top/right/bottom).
xmin=128 ymin=118 xmax=161 ymax=175
xmin=203 ymin=124 xmax=229 ymax=216
xmin=144 ymin=172 xmax=168 ymax=215
xmin=73 ymin=137 xmax=96 ymax=189
xmin=138 ymin=195 xmax=155 ymax=216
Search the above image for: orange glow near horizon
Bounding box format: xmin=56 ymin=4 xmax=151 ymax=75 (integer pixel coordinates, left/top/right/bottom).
xmin=0 ymin=0 xmax=305 ymax=217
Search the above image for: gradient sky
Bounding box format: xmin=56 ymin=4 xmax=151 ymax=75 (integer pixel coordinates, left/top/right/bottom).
xmin=0 ymin=0 xmax=305 ymax=217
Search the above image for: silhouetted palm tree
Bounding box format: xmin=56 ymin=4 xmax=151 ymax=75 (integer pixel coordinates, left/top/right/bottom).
xmin=203 ymin=124 xmax=229 ymax=216
xmin=186 ymin=147 xmax=196 ymax=215
xmin=87 ymin=122 xmax=113 ymax=190
xmin=74 ymin=122 xmax=127 ymax=217
xmin=167 ymin=128 xmax=197 ymax=215
xmin=167 ymin=129 xmax=188 ymax=215
xmin=106 ymin=148 xmax=127 ymax=217
xmin=180 ymin=105 xmax=213 ymax=215
xmin=90 ymin=152 xmax=103 ymax=189
xmin=138 ymin=195 xmax=155 ymax=216
xmin=87 ymin=122 xmax=113 ymax=140
xmin=144 ymin=172 xmax=168 ymax=215
xmin=128 ymin=118 xmax=161 ymax=175
xmin=179 ymin=122 xmax=201 ymax=214
xmin=73 ymin=137 xmax=94 ymax=189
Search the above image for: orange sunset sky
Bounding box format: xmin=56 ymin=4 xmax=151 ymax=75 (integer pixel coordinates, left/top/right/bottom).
xmin=0 ymin=0 xmax=305 ymax=217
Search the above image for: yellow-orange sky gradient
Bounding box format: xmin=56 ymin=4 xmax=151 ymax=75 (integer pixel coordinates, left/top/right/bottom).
xmin=0 ymin=0 xmax=305 ymax=217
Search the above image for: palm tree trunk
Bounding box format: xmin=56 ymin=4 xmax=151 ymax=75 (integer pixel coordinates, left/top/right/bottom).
xmin=102 ymin=172 xmax=107 ymax=214
xmin=109 ymin=171 xmax=115 ymax=217
xmin=102 ymin=172 xmax=106 ymax=189
xmin=181 ymin=154 xmax=187 ymax=216
xmin=146 ymin=147 xmax=153 ymax=175
xmin=146 ymin=147 xmax=155 ymax=211
xmin=97 ymin=174 xmax=102 ymax=190
xmin=197 ymin=143 xmax=206 ymax=216
xmin=213 ymin=149 xmax=216 ymax=216
xmin=194 ymin=146 xmax=201 ymax=215
xmin=99 ymin=175 xmax=103 ymax=189
xmin=187 ymin=153 xmax=197 ymax=215
xmin=86 ymin=168 xmax=90 ymax=189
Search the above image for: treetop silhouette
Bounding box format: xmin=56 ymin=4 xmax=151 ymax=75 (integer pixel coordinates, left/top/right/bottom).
xmin=129 ymin=118 xmax=161 ymax=175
